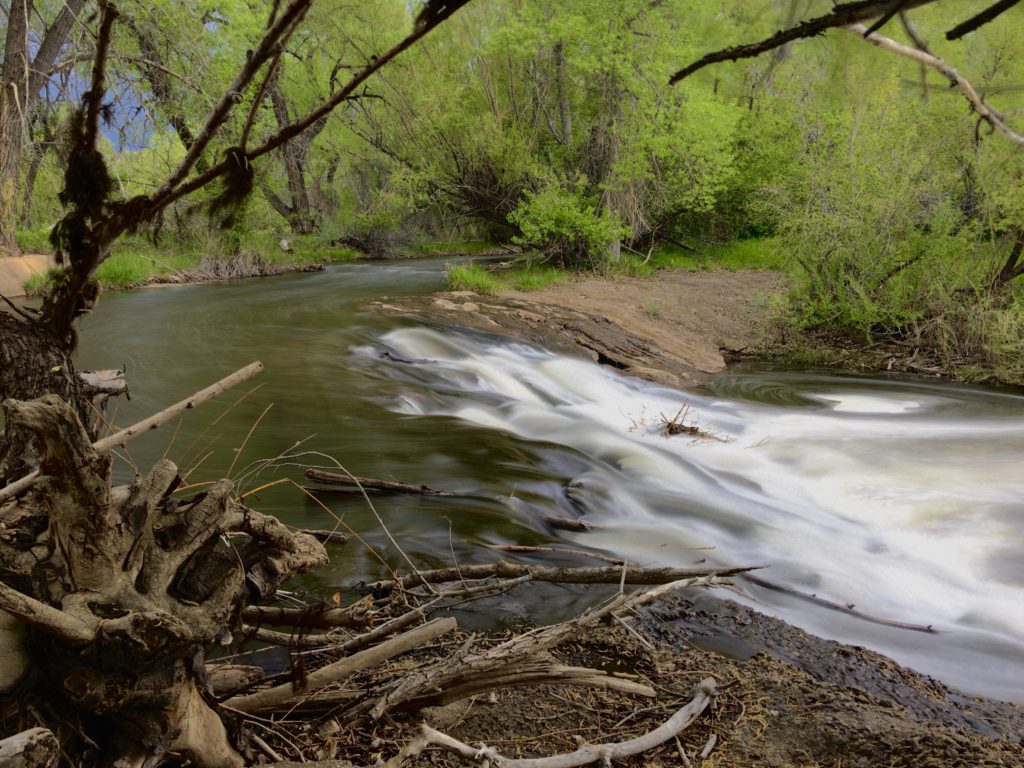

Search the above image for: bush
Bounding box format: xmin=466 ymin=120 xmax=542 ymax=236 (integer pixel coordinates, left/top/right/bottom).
xmin=508 ymin=185 xmax=626 ymax=270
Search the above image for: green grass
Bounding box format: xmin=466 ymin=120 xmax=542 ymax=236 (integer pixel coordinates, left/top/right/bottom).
xmin=444 ymin=263 xmax=504 ymax=294
xmin=444 ymin=261 xmax=569 ymax=294
xmin=420 ymin=240 xmax=501 ymax=256
xmin=696 ymin=237 xmax=789 ymax=271
xmin=607 ymin=238 xmax=789 ymax=277
xmin=16 ymin=227 xmax=53 ymax=254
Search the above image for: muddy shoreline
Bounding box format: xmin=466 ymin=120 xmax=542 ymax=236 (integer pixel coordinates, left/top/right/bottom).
xmin=366 ymin=274 xmax=1024 ymax=766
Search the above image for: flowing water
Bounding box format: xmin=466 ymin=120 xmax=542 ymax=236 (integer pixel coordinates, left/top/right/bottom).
xmin=74 ymin=257 xmax=1024 ymax=702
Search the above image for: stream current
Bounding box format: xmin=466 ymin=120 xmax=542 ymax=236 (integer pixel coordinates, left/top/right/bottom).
xmin=73 ymin=257 xmax=1024 ymax=702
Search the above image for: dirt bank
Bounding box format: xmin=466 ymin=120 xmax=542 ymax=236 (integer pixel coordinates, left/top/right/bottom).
xmin=374 ymin=269 xmax=784 ymax=388
xmin=0 ymin=254 xmax=54 ymax=298
xmin=270 ymin=588 xmax=1023 ymax=767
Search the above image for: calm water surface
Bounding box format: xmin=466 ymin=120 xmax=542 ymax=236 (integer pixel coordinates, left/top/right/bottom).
xmin=74 ymin=258 xmax=1024 ymax=702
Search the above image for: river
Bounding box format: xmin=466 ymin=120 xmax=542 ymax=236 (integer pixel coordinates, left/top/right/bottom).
xmin=74 ymin=257 xmax=1024 ymax=703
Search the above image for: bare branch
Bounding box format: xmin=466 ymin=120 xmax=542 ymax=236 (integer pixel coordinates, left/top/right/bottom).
xmin=668 ymin=0 xmax=938 ymax=84
xmin=946 ymin=0 xmax=1022 ymax=40
xmin=847 ymin=23 xmax=1024 ymax=147
xmin=387 ymin=678 xmax=717 ymax=768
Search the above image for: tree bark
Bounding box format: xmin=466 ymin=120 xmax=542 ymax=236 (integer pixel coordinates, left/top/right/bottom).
xmin=266 ymin=78 xmax=330 ymax=235
xmin=0 ymin=0 xmax=31 ymax=256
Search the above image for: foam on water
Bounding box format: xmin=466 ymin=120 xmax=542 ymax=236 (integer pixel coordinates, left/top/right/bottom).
xmin=378 ymin=326 xmax=1024 ymax=701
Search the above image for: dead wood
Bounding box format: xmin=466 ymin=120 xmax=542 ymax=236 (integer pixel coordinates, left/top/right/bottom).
xmin=0 ymin=393 xmax=327 ymax=766
xmin=388 ymin=677 xmax=717 ymax=767
xmin=205 ymin=664 xmax=267 ymax=697
xmin=0 ymin=361 xmax=264 ymax=504
xmin=224 ymin=617 xmax=457 ymax=713
xmin=241 ymin=598 xmax=376 ymax=630
xmin=368 ymin=562 xmax=759 ymax=593
xmin=0 ymin=727 xmax=60 ymax=768
xmin=304 ymin=468 xmax=455 ymax=496
xmin=541 ymin=515 xmax=603 ymax=532
xmin=361 ymin=575 xmax=727 ymax=721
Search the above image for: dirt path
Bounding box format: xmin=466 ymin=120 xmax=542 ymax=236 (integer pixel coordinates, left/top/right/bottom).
xmin=375 ymin=269 xmax=785 ymax=388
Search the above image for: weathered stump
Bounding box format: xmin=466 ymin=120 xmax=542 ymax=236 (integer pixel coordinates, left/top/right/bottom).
xmin=0 ymin=395 xmax=327 ymax=766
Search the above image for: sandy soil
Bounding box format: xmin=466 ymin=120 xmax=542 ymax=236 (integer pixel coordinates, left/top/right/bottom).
xmin=375 ymin=269 xmax=785 ymax=388
xmin=520 ymin=269 xmax=784 ymax=375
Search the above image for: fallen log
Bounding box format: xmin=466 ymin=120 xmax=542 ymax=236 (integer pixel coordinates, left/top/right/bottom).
xmin=0 ymin=728 xmax=60 ymax=768
xmin=368 ymin=562 xmax=761 ymax=593
xmin=304 ymin=468 xmax=455 ymax=496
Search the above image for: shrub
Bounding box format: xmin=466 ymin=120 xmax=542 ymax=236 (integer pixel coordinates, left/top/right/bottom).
xmin=508 ymin=185 xmax=626 ymax=270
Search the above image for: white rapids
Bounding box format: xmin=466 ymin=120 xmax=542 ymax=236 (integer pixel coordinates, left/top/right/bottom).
xmin=378 ymin=325 xmax=1024 ymax=702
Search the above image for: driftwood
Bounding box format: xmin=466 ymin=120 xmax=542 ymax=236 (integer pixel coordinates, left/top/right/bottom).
xmin=305 ymin=468 xmax=455 ymax=496
xmin=541 ymin=515 xmax=603 ymax=532
xmin=361 ymin=575 xmax=727 ymax=721
xmin=388 ymin=677 xmax=717 ymax=767
xmin=0 ymin=379 xmax=327 ymax=765
xmin=240 ymin=598 xmax=376 ymax=630
xmin=225 ymin=618 xmax=457 ymax=713
xmin=0 ymin=728 xmax=60 ymax=768
xmin=368 ymin=562 xmax=759 ymax=593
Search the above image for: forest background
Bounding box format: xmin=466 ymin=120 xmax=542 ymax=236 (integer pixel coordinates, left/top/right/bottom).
xmin=4 ymin=0 xmax=1024 ymax=382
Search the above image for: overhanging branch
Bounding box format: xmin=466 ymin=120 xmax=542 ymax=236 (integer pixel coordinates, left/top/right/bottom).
xmin=847 ymin=23 xmax=1024 ymax=147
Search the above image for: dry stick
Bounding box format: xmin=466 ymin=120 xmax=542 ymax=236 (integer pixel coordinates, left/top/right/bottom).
xmin=742 ymin=573 xmax=936 ymax=633
xmin=847 ymin=23 xmax=1024 ymax=147
xmin=224 ymin=617 xmax=457 ymax=713
xmin=95 ymin=361 xmax=265 ymax=451
xmin=374 ymin=562 xmax=761 ymax=591
xmin=304 ymin=468 xmax=455 ymax=496
xmin=0 ymin=361 xmax=264 ymax=504
xmin=487 ymin=544 xmax=624 ymax=565
xmin=388 ymin=677 xmax=717 ymax=768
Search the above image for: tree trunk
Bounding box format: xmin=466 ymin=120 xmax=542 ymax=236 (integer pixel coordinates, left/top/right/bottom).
xmin=268 ymin=81 xmax=324 ymax=235
xmin=0 ymin=1 xmax=31 ymax=256
xmin=0 ymin=314 xmax=88 ymax=483
xmin=0 ymin=0 xmax=85 ymax=256
xmin=553 ymin=41 xmax=573 ymax=145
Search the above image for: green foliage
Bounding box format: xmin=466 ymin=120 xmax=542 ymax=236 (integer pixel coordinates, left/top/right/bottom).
xmin=444 ymin=261 xmax=569 ymax=293
xmin=509 ymin=185 xmax=627 ymax=269
xmin=697 ymin=238 xmax=788 ymax=272
xmin=15 ymin=227 xmax=53 ymax=254
xmin=444 ymin=263 xmax=503 ymax=294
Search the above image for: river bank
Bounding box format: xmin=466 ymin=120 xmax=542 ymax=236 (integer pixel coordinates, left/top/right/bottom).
xmin=373 ymin=268 xmax=785 ymax=389
xmin=359 ymin=267 xmax=1024 ymax=766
